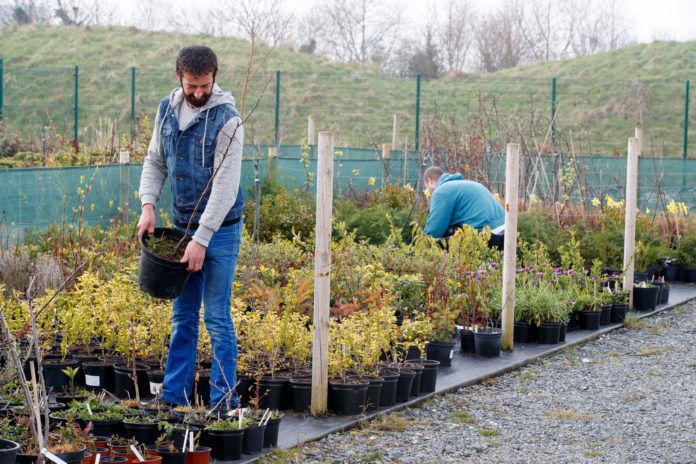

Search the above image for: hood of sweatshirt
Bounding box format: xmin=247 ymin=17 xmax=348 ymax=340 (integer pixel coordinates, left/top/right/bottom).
xmin=436 ymin=172 xmax=463 ymax=187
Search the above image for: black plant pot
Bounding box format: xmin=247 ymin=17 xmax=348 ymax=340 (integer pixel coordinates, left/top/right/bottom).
xmin=559 ymin=321 xmax=567 ymax=343
xmin=662 ymin=264 xmax=678 ymax=281
xmin=113 ymin=363 xmax=151 ymax=400
xmin=42 ymin=359 xmax=80 ymax=392
xmin=236 ymin=375 xmax=254 ymax=407
xmin=55 ymin=445 xmax=86 ymax=464
xmin=263 ymin=417 xmax=282 ymax=448
xmin=156 ymin=448 xmax=187 ymax=464
xmin=403 ymin=363 xmax=423 ymax=397
xmin=611 ymin=303 xmax=628 ymax=323
xmin=633 ymin=286 xmax=659 ymax=312
xmin=139 ymin=227 xmax=191 ymax=299
xmin=682 ymin=268 xmax=696 ymax=283
xmin=190 ymin=370 xmax=210 ymax=406
xmin=0 ymin=438 xmax=20 ymax=464
xmin=82 ymin=361 xmax=115 ymax=393
xmin=578 ymin=310 xmax=601 ymax=330
xmin=514 ymin=321 xmax=532 ymax=343
xmin=460 ymin=330 xmax=476 ymax=354
xmin=122 ymin=421 xmax=158 ymax=446
xmin=474 ymin=328 xmax=502 ymax=356
xmin=328 ymin=380 xmax=368 ymax=415
xmin=418 ymin=360 xmax=439 ymax=393
xmin=348 ymin=375 xmax=383 ymax=412
xmin=393 ymin=369 xmax=415 ymax=403
xmin=146 ymin=369 xmax=165 ymax=398
xmin=242 ymin=424 xmax=266 ymax=454
xmin=378 ymin=370 xmax=399 ymax=407
xmin=289 ymin=378 xmax=311 ymax=413
xmin=660 ymin=285 xmax=670 ymax=304
xmin=15 ymin=455 xmax=37 ymax=464
xmin=86 ymin=419 xmax=123 ymax=438
xmin=600 ymin=304 xmax=612 ymax=325
xmin=426 ymin=341 xmax=455 ymax=367
xmin=537 ymin=323 xmax=561 ymax=344
xmin=645 ymin=265 xmax=659 ymax=281
xmin=258 ymin=376 xmax=291 ymax=411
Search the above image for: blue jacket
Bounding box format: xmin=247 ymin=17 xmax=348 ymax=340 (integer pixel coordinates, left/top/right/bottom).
xmin=424 ymin=173 xmax=505 ymax=238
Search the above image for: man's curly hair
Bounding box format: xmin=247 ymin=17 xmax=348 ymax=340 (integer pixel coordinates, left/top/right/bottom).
xmin=176 ymin=46 xmax=218 ymax=77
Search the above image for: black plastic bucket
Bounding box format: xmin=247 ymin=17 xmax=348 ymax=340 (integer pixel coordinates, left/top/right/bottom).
xmin=138 ymin=228 xmax=191 ymax=299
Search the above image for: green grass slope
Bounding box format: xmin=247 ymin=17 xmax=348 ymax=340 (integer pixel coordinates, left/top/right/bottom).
xmin=0 ymin=24 xmax=694 ymax=156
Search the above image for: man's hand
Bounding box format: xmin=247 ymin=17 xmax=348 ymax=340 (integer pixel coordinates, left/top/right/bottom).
xmin=181 ymin=240 xmax=206 ymax=272
xmin=137 ymin=204 xmax=156 ymax=240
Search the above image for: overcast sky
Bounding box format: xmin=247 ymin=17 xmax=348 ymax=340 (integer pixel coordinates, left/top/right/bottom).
xmin=126 ymin=0 xmax=696 ymax=43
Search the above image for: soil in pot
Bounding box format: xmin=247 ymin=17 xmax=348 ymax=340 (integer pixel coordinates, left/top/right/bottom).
xmin=426 ymin=341 xmax=455 ymax=367
xmin=474 ymin=328 xmax=502 ymax=356
xmin=138 ymin=228 xmax=192 ymax=300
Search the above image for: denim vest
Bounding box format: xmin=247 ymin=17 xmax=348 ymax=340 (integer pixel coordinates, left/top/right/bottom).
xmin=157 ymin=96 xmax=245 ymax=226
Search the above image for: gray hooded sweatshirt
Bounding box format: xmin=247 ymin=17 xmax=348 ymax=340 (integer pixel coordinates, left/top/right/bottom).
xmin=138 ymin=84 xmax=244 ymax=247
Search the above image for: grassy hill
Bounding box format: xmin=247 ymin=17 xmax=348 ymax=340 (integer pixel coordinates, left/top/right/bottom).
xmin=0 ymin=24 xmax=694 ymax=156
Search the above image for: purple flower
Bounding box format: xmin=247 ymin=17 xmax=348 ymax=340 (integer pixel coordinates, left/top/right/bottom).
xmin=531 ymin=279 xmax=538 ymax=285
xmin=490 ymin=262 xmax=498 ymax=267
xmin=566 ymin=300 xmax=575 ymax=306
xmin=536 ymin=272 xmax=544 ymax=277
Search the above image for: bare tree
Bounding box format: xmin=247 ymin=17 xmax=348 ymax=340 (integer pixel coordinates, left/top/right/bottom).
xmin=230 ymin=0 xmax=294 ymax=46
xmin=571 ymin=0 xmax=632 ymax=56
xmin=510 ymin=0 xmax=576 ymax=62
xmin=475 ymin=5 xmax=527 ymax=73
xmin=438 ymin=0 xmax=476 ymax=73
xmin=312 ymin=0 xmax=402 ymax=66
xmin=2 ymin=0 xmax=50 ymax=25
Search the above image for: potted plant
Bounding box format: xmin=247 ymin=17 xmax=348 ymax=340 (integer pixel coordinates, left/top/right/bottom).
xmin=424 ymin=270 xmax=457 ymax=367
xmin=205 ymin=418 xmax=245 ymax=461
xmin=633 ymin=281 xmax=659 ymax=312
xmin=676 ymin=229 xmax=696 ymax=282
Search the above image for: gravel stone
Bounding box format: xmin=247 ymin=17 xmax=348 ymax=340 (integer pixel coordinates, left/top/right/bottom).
xmin=267 ymin=302 xmax=696 ymax=464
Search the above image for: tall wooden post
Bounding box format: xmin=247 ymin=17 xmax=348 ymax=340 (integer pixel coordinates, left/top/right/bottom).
xmin=119 ymin=151 xmax=130 ymax=226
xmin=501 ymin=143 xmax=520 ymax=351
xmin=311 ymin=131 xmax=334 ymax=416
xmin=623 ymin=138 xmax=640 ymax=308
xmin=308 ymin=115 xmax=315 ymax=146
xmin=392 ymin=113 xmax=400 ymax=150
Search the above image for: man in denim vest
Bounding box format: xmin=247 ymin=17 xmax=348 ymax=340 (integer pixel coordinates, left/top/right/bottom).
xmin=137 ymin=46 xmax=244 ymax=407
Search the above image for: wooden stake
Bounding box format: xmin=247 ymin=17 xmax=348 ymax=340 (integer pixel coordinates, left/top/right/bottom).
xmin=392 ymin=113 xmax=400 ymax=149
xmin=311 ymin=131 xmax=334 ymax=416
xmin=624 ymin=137 xmax=640 ymax=308
xmin=308 ymin=115 xmax=315 ymax=146
xmin=501 ymin=143 xmax=520 ymax=351
xmin=382 ymin=143 xmax=391 ymax=186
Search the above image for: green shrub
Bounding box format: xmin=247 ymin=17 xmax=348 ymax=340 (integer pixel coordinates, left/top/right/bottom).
xmin=245 ymin=187 xmax=315 ymax=242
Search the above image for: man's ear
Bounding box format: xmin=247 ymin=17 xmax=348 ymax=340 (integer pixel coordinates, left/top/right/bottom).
xmin=175 ymin=69 xmax=181 ymax=81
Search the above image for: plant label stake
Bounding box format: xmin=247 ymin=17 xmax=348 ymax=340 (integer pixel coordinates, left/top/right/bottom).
xmin=95 ymin=454 xmax=100 ymax=464
xmin=41 ymin=449 xmax=68 ymax=464
xmin=130 ymin=445 xmax=144 ymax=462
xmin=238 ymin=409 xmax=244 ymax=429
xmin=85 ymin=402 xmax=93 ymax=416
xmin=189 ymin=432 xmax=194 ymax=452
xmin=182 ymin=427 xmax=189 ymax=452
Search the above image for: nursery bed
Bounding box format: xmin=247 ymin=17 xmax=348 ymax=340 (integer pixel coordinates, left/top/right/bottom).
xmin=229 ymin=282 xmax=696 ymax=464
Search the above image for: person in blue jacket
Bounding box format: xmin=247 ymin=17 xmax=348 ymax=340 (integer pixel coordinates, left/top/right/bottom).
xmin=423 ymin=166 xmax=505 ymax=250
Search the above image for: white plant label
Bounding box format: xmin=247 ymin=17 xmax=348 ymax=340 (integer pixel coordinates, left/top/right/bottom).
xmin=449 ymin=350 xmax=454 ymax=359
xmin=85 ymin=402 xmax=93 ymax=416
xmin=95 ymin=454 xmax=100 ymax=464
xmin=130 ymin=445 xmax=144 ymax=462
xmin=150 ymin=382 xmax=163 ymax=395
xmin=85 ymin=375 xmax=100 ymax=387
xmin=41 ymin=449 xmax=68 ymax=464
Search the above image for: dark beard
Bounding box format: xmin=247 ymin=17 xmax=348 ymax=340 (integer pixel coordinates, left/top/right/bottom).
xmin=184 ymin=91 xmax=212 ymax=108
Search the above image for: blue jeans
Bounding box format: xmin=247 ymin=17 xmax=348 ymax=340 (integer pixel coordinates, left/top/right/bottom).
xmin=161 ymin=221 xmax=242 ymax=406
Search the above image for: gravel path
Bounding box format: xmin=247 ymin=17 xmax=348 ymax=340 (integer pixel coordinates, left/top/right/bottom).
xmin=261 ymin=302 xmax=696 ymax=464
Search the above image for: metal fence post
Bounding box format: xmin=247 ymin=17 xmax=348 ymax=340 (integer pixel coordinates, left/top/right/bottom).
xmin=684 ymin=80 xmax=690 ymax=159
xmin=131 ymin=67 xmax=136 ymax=136
xmin=415 ymin=74 xmax=421 ymax=152
xmin=74 ymin=65 xmax=79 ymax=142
xmin=275 ymin=70 xmax=280 ymax=146
xmin=0 ymin=58 xmax=3 ymax=121
xmin=551 ymin=77 xmax=557 ymax=151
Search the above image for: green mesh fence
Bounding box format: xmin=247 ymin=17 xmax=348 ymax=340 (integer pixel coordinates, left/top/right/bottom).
xmin=1 ymin=64 xmax=693 ymax=157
